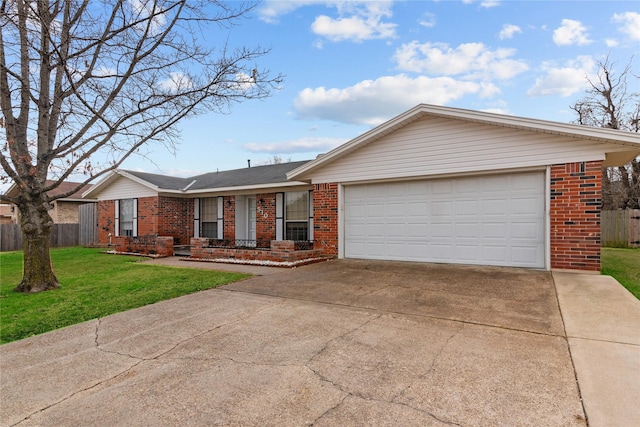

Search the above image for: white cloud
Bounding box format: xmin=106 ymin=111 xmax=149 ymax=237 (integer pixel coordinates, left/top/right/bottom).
xmin=244 ymin=137 xmax=346 ymax=154
xmin=499 ymin=24 xmax=522 ymax=40
xmin=394 ymin=41 xmax=528 ymax=80
xmin=613 ymin=12 xmax=640 ymax=41
xmin=462 ymin=0 xmax=501 ymax=7
xmin=419 ymin=12 xmax=436 ymax=28
xmin=258 ymin=0 xmax=324 ymax=24
xmin=605 ymin=38 xmax=619 ymax=48
xmin=158 ymin=72 xmax=193 ymax=92
xmin=311 ymin=2 xmax=397 ymax=42
xmin=527 ymin=56 xmax=595 ymax=97
xmin=294 ymin=74 xmax=499 ymax=125
xmin=553 ymin=19 xmax=591 ymax=46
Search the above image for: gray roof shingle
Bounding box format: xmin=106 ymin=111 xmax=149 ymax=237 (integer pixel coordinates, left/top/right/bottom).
xmin=125 ymin=160 xmax=310 ymax=192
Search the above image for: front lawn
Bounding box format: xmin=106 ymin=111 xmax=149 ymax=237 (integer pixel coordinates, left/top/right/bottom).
xmin=601 ymin=247 xmax=640 ymax=300
xmin=0 ymin=247 xmax=249 ymax=344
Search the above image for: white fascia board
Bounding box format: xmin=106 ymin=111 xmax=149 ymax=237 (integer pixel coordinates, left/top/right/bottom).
xmin=288 ymin=103 xmax=640 ymax=180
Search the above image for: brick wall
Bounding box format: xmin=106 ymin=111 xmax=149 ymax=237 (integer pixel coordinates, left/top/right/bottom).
xmin=97 ymin=196 xmax=192 ymax=245
xmin=550 ymin=161 xmax=602 ymax=271
xmin=157 ymin=196 xmax=193 ymax=245
xmin=114 ymin=235 xmax=174 ymax=257
xmin=223 ymin=196 xmax=236 ymax=239
xmin=256 ymin=193 xmax=276 ymax=241
xmin=190 ymin=238 xmax=322 ymax=263
xmin=97 ymin=200 xmax=115 ymax=244
xmin=137 ymin=197 xmax=159 ymax=237
xmin=313 ymin=183 xmax=339 ymax=256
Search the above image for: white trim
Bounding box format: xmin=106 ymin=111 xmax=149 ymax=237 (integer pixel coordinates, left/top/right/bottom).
xmin=114 ymin=199 xmax=120 ymax=236
xmin=338 ymin=184 xmax=344 ymax=259
xmin=217 ymin=196 xmax=224 ymax=240
xmin=545 ymin=166 xmax=551 ymax=271
xmin=308 ymin=190 xmax=314 ymax=241
xmin=132 ymin=198 xmax=138 ymax=237
xmin=193 ymin=198 xmax=200 ymax=238
xmin=275 ymin=193 xmax=284 ymax=240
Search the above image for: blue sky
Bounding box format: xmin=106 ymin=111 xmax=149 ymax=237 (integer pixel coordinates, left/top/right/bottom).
xmin=87 ymin=1 xmax=640 ymax=177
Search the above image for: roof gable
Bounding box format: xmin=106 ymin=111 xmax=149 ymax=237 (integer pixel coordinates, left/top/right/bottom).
xmin=288 ymin=104 xmax=640 ymax=182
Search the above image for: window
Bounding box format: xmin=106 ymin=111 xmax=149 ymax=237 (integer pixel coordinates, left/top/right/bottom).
xmin=119 ymin=198 xmax=135 ymax=237
xmin=285 ymin=191 xmax=308 ymax=240
xmin=200 ymin=197 xmax=218 ymax=238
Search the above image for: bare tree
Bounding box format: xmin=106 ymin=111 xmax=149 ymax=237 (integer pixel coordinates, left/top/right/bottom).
xmin=0 ymin=0 xmax=282 ymax=293
xmin=571 ymin=56 xmax=640 ymax=210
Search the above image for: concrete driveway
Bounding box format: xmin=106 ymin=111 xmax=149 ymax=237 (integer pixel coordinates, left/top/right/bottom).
xmin=1 ymin=259 xmax=638 ymax=426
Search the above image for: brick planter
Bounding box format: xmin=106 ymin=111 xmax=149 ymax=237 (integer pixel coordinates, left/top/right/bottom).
xmin=190 ymin=238 xmax=323 ymax=263
xmin=113 ymin=235 xmax=174 ymax=257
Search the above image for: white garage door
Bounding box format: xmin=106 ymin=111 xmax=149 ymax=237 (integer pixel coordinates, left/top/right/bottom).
xmin=344 ymin=171 xmax=545 ymax=268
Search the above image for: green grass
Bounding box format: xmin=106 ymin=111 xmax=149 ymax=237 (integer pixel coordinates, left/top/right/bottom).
xmin=0 ymin=247 xmax=249 ymax=344
xmin=601 ymin=247 xmax=640 ymax=300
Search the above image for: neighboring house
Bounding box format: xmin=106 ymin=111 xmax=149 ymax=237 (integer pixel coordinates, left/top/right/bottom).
xmin=4 ymin=181 xmax=95 ymax=224
xmin=86 ymin=104 xmax=640 ymax=272
xmin=0 ymin=204 xmax=13 ymax=224
xmin=83 ymin=161 xmax=314 ymax=247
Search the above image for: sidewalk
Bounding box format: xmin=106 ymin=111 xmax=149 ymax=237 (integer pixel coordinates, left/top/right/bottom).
xmin=553 ymin=272 xmax=640 ymax=427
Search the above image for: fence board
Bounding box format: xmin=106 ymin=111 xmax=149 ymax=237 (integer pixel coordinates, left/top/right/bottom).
xmin=601 ymin=209 xmax=640 ymax=248
xmin=79 ymin=203 xmax=98 ymax=246
xmin=0 ymin=223 xmax=79 ymax=252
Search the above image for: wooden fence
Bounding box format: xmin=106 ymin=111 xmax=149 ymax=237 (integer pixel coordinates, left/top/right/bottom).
xmin=601 ymin=209 xmax=640 ymax=248
xmin=79 ymin=203 xmax=98 ymax=246
xmin=0 ymin=223 xmax=80 ymax=252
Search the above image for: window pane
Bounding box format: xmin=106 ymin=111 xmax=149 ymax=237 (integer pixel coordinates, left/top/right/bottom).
xmin=286 ymin=222 xmax=308 ymax=241
xmin=120 ymin=199 xmax=134 ymax=236
xmin=201 ymin=222 xmax=218 ymax=238
xmin=285 ymin=191 xmax=308 ymax=221
xmin=201 ymin=197 xmax=217 ymax=222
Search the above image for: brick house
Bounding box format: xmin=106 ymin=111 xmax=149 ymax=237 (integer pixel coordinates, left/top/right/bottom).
xmin=84 ymin=161 xmax=317 ymax=257
xmin=85 ymin=104 xmax=640 ymax=271
xmin=5 ymin=180 xmax=95 ymax=224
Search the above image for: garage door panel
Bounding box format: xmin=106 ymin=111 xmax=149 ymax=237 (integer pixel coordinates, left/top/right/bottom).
xmin=344 ymin=171 xmax=545 ymax=268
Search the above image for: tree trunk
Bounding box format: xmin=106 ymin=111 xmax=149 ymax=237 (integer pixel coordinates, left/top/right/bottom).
xmin=13 ymin=198 xmax=60 ymax=293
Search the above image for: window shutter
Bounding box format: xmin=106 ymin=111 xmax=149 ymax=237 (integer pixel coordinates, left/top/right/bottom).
xmin=217 ymin=196 xmax=224 ymax=239
xmin=275 ymin=193 xmax=284 ymax=240
xmin=132 ymin=199 xmax=138 ymax=237
xmin=193 ymin=198 xmax=200 ymax=238
xmin=308 ymin=190 xmax=314 ymax=241
xmin=114 ymin=200 xmax=120 ymax=236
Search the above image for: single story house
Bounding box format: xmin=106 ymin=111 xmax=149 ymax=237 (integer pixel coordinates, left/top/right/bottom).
xmin=83 ymin=161 xmax=316 ymax=258
xmin=5 ymin=180 xmax=95 ymax=224
xmin=86 ymin=104 xmax=640 ymax=271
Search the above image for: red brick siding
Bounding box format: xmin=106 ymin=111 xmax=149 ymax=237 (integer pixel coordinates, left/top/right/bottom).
xmin=223 ymin=196 xmax=236 ymax=239
xmin=136 ymin=197 xmax=158 ymax=237
xmin=190 ymin=238 xmax=322 ymax=262
xmin=550 ymin=161 xmax=602 ymax=271
xmin=256 ymin=193 xmax=276 ymax=241
xmin=97 ymin=196 xmax=192 ymax=245
xmin=157 ymin=196 xmax=193 ymax=245
xmin=313 ymin=183 xmax=339 ymax=256
xmin=97 ymin=200 xmax=115 ymax=244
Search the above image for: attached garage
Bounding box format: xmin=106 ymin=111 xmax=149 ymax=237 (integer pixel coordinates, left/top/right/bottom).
xmin=288 ymin=104 xmax=640 ymax=272
xmin=344 ymin=171 xmax=545 ymax=268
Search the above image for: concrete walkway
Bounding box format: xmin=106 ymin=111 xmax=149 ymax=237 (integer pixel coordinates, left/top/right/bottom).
xmin=1 ymin=259 xmax=638 ymax=426
xmin=553 ymin=272 xmax=640 ymax=426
